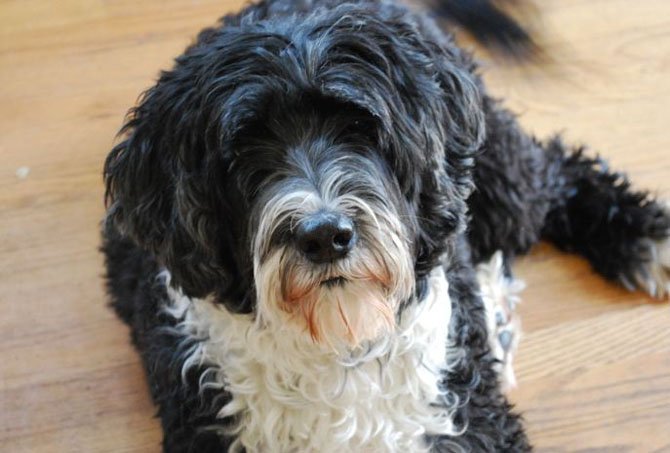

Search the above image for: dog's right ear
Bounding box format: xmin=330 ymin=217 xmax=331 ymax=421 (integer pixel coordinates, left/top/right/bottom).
xmin=103 ymin=57 xmax=238 ymax=299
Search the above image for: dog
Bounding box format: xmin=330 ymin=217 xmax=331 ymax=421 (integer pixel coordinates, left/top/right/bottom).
xmin=102 ymin=0 xmax=670 ymax=451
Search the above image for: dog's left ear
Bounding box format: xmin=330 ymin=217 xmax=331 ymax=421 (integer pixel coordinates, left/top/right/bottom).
xmin=404 ymin=29 xmax=486 ymax=275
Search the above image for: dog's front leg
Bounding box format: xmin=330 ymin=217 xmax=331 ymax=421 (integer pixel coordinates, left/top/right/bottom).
xmin=468 ymin=95 xmax=670 ymax=299
xmin=427 ymin=240 xmax=531 ymax=452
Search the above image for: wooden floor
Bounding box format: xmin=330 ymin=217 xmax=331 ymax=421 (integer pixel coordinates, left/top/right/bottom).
xmin=1 ymin=0 xmax=669 ymax=451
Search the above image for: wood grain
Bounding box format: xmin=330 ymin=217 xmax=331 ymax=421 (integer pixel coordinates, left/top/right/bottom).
xmin=1 ymin=0 xmax=668 ymax=451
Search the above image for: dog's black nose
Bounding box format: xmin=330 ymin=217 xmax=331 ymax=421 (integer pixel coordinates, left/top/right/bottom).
xmin=295 ymin=212 xmax=356 ymax=263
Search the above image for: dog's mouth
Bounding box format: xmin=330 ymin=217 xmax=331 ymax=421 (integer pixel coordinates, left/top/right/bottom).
xmin=320 ymin=276 xmax=347 ymax=288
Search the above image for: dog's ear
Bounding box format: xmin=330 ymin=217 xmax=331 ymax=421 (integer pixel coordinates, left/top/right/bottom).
xmin=104 ymin=41 xmax=242 ymax=299
xmin=406 ymin=29 xmax=486 ymax=275
xmin=104 ymin=26 xmax=309 ymax=300
xmin=408 ymin=31 xmax=487 ymax=274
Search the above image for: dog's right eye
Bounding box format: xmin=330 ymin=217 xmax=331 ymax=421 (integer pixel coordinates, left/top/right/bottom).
xmin=338 ymin=117 xmax=378 ymax=144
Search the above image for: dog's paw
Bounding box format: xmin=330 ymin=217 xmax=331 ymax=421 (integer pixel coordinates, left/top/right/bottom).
xmin=627 ymin=235 xmax=670 ymax=299
xmin=620 ymin=200 xmax=670 ymax=299
xmin=476 ymin=251 xmax=525 ymax=392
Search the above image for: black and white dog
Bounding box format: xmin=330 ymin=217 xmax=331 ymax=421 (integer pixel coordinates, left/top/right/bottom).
xmin=102 ymin=0 xmax=670 ymax=451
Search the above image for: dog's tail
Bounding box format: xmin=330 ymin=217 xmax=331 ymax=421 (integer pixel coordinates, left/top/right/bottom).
xmin=427 ymin=0 xmax=540 ymax=60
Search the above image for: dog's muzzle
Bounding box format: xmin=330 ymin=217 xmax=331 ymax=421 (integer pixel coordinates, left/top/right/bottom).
xmin=252 ymin=162 xmax=414 ymax=350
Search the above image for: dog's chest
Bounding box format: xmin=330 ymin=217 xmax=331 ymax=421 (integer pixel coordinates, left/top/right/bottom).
xmin=165 ymin=268 xmax=455 ymax=452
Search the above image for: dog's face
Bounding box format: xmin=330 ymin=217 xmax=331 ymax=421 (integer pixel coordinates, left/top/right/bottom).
xmin=105 ymin=5 xmax=484 ymax=348
xmin=247 ymin=100 xmax=415 ymax=347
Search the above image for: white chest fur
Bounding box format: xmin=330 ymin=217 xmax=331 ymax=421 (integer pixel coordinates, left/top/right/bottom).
xmin=164 ymin=267 xmax=457 ymax=452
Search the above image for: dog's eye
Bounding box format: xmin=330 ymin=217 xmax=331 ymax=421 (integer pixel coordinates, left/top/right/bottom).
xmin=339 ymin=118 xmax=376 ymax=141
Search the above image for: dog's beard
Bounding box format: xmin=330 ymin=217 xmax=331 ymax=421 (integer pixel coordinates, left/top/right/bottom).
xmin=256 ymin=249 xmax=412 ymax=349
xmin=257 ymin=247 xmax=404 ymax=348
xmin=253 ymin=192 xmax=413 ymax=350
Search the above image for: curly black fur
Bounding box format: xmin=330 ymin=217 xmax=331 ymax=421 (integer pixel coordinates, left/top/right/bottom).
xmin=102 ymin=0 xmax=670 ymax=451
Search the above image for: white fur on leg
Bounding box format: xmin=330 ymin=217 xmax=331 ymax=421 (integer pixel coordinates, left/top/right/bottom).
xmin=163 ymin=267 xmax=460 ymax=453
xmin=631 ymin=236 xmax=670 ymax=299
xmin=627 ymin=201 xmax=670 ymax=299
xmin=476 ymin=251 xmax=524 ymax=392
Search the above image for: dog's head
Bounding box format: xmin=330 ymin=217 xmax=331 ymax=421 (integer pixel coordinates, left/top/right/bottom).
xmin=105 ymin=4 xmax=484 ymax=349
